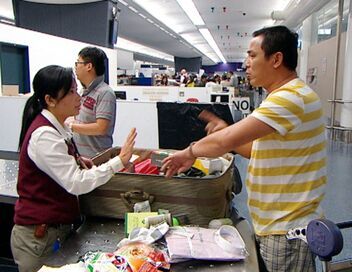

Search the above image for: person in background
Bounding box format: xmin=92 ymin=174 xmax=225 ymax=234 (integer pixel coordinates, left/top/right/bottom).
xmin=179 ymin=68 xmax=188 ymax=86
xmin=161 ymin=25 xmax=326 ymax=272
xmin=159 ymin=74 xmax=169 ymax=86
xmin=229 ymin=71 xmax=239 ymax=89
xmin=185 ymin=74 xmax=196 ymax=87
xmin=66 ymin=46 xmax=116 ymax=158
xmin=214 ymin=74 xmax=221 ymax=84
xmin=220 ymin=73 xmax=231 ymax=87
xmin=11 ymin=65 xmax=137 ymax=272
xmin=196 ymin=74 xmax=208 ymax=87
xmin=205 ymin=76 xmax=219 ymax=88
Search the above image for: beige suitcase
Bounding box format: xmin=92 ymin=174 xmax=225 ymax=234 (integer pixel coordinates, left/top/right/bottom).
xmin=80 ymin=147 xmax=237 ymax=226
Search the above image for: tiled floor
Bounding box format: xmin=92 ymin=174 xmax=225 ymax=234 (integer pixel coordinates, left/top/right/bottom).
xmin=233 ymin=137 xmax=352 ymax=267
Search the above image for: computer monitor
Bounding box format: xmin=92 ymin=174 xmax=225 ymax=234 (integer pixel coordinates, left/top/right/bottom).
xmin=114 ymin=91 xmax=126 ymax=100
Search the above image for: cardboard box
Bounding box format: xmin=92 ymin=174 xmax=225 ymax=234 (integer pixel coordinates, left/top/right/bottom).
xmin=2 ymin=85 xmax=19 ymax=96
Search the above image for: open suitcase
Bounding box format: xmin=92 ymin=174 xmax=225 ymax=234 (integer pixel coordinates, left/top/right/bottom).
xmin=79 ymin=147 xmax=237 ymax=226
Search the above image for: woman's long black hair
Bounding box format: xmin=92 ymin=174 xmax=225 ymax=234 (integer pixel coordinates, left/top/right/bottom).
xmin=18 ymin=65 xmax=74 ymax=150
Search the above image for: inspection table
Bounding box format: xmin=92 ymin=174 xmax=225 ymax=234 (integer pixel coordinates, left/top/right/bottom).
xmin=0 ymin=157 xmax=260 ymax=271
xmin=0 ymin=158 xmax=18 ymax=204
xmin=43 ymin=216 xmax=259 ymax=271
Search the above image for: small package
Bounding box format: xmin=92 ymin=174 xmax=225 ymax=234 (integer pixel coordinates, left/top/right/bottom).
xmin=151 ymin=150 xmax=171 ymax=167
xmin=192 ymin=158 xmax=223 ymax=175
xmin=125 ymin=212 xmax=158 ymax=235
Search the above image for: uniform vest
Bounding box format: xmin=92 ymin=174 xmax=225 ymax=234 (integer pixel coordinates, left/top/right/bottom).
xmin=14 ymin=114 xmax=80 ymax=225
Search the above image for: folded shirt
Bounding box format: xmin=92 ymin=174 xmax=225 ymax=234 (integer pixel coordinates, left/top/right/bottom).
xmin=165 ymin=225 xmax=247 ymax=263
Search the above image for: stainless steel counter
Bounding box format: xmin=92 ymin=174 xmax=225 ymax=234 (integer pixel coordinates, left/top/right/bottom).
xmin=0 ymin=156 xmax=260 ymax=271
xmin=44 ymin=217 xmax=260 ymax=271
xmin=0 ymin=159 xmax=18 ymax=204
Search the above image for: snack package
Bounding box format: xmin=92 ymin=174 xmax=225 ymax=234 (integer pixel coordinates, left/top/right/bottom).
xmin=115 ymin=241 xmax=170 ymax=272
xmin=80 ymin=251 xmax=132 ymax=272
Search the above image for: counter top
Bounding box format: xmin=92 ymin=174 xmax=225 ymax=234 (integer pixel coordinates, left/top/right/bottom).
xmin=43 ymin=217 xmax=260 ymax=271
xmin=0 ymin=158 xmax=260 ymax=271
xmin=0 ymin=159 xmax=18 ymax=204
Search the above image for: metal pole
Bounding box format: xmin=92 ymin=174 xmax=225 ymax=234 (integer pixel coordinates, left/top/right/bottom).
xmin=329 ymin=0 xmax=344 ymax=140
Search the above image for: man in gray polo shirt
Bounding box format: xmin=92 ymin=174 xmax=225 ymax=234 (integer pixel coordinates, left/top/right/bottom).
xmin=68 ymin=46 xmax=116 ymax=158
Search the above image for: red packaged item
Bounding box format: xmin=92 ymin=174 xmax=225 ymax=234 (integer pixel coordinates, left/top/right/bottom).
xmin=134 ymin=159 xmax=159 ymax=175
xmin=115 ymin=241 xmax=170 ymax=272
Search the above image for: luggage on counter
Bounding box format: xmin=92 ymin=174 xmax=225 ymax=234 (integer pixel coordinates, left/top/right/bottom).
xmin=79 ymin=147 xmax=237 ymax=226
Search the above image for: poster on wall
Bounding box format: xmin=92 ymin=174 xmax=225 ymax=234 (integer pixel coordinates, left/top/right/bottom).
xmin=307 ymin=67 xmax=317 ymax=85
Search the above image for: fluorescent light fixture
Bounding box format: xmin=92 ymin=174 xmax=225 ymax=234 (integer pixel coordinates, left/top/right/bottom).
xmin=318 ymin=28 xmax=332 ymax=35
xmin=175 ymin=0 xmax=205 ymax=26
xmin=133 ymin=0 xmax=221 ymax=63
xmin=199 ymin=28 xmax=226 ymax=63
xmin=116 ymin=37 xmax=174 ymax=62
xmin=138 ymin=13 xmax=146 ymax=19
xmin=133 ymin=0 xmax=185 ymax=33
xmin=180 ymin=33 xmax=219 ymax=63
xmin=117 ymin=0 xmax=128 ymax=6
xmin=128 ymin=6 xmax=138 ymax=13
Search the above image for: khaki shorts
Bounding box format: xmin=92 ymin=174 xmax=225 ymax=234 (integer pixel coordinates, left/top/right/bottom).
xmin=11 ymin=224 xmax=72 ymax=272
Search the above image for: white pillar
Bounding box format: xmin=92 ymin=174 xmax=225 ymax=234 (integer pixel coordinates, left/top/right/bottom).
xmin=340 ymin=0 xmax=352 ymax=127
xmin=299 ymin=15 xmax=313 ymax=80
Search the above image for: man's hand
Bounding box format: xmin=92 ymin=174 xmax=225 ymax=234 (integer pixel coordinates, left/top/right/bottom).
xmin=161 ymin=148 xmax=195 ymax=178
xmin=198 ymin=110 xmax=228 ymax=135
xmin=119 ymin=128 xmax=137 ymax=167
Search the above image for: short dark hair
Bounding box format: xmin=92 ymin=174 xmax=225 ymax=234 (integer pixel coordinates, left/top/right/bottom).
xmin=253 ymin=25 xmax=298 ymax=71
xmin=78 ymin=47 xmax=107 ymax=76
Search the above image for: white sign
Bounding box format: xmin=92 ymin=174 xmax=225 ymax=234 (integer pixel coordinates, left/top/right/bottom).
xmin=233 ymin=97 xmax=250 ymax=114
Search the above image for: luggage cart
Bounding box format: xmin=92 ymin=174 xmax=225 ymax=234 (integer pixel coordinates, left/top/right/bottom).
xmin=307 ymin=219 xmax=352 ymax=272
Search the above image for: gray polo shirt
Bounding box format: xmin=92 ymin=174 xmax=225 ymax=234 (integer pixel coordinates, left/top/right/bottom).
xmin=73 ymin=76 xmax=116 ymax=157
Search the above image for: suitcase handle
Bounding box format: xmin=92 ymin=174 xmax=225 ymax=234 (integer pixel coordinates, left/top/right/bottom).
xmin=120 ymin=189 xmax=155 ymax=210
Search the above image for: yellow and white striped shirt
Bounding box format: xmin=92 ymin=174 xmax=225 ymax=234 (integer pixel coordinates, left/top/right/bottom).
xmin=248 ymin=78 xmax=327 ymax=236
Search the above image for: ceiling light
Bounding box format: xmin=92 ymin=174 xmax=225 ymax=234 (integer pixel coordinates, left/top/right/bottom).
xmin=133 ymin=0 xmax=185 ymax=33
xmin=318 ymin=28 xmax=331 ymax=35
xmin=116 ymin=37 xmax=174 ymax=62
xmin=128 ymin=6 xmax=138 ymax=13
xmin=199 ymin=28 xmax=226 ymax=63
xmin=180 ymin=33 xmax=218 ymax=63
xmin=175 ymin=0 xmax=205 ymax=26
xmin=133 ymin=0 xmax=220 ymax=64
xmin=118 ymin=0 xmax=128 ymax=6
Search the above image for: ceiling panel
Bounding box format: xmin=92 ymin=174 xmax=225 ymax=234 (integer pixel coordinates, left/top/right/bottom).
xmin=2 ymin=0 xmax=321 ymax=65
xmin=118 ymin=0 xmax=292 ymax=64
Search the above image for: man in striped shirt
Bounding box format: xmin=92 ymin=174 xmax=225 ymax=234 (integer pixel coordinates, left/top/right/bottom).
xmin=162 ymin=25 xmax=326 ymax=272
